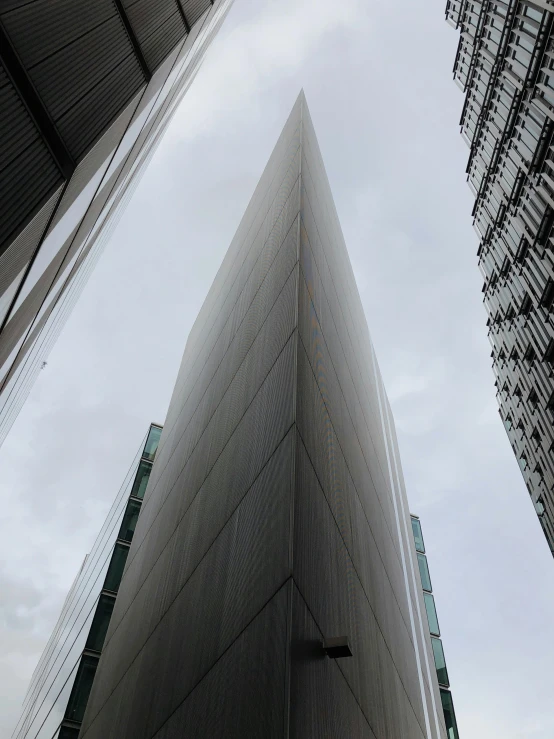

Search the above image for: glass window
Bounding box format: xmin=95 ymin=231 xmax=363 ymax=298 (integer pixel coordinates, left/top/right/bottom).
xmin=424 ymin=592 xmax=441 ymax=636
xmin=411 ymin=517 xmax=425 ymax=553
xmin=431 ymin=637 xmax=450 ymax=687
xmin=131 ymin=460 xmax=152 ymax=499
xmin=118 ymin=499 xmax=141 ymax=543
xmin=103 ymin=543 xmax=129 ymax=593
xmin=59 ymin=725 xmax=80 ymax=738
xmin=143 ymin=425 xmax=162 ymax=461
xmin=417 ymin=553 xmax=432 ymax=592
xmin=85 ymin=594 xmax=115 ymax=653
xmin=440 ymin=689 xmax=460 ymax=739
xmin=64 ymin=654 xmax=99 ymax=723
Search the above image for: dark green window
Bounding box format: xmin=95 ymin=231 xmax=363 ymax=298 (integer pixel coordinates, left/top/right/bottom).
xmin=143 ymin=425 xmax=161 ymax=461
xmin=58 ymin=725 xmax=80 ymax=738
xmin=131 ymin=460 xmax=152 ymax=500
xmin=103 ymin=543 xmax=129 ymax=593
xmin=424 ymin=592 xmax=440 ymax=636
xmin=411 ymin=517 xmax=425 ymax=553
xmin=118 ymin=499 xmax=141 ymax=543
xmin=440 ymin=688 xmax=460 ymax=739
xmin=85 ymin=594 xmax=115 ymax=653
xmin=64 ymin=655 xmax=98 ymax=723
xmin=417 ymin=553 xmax=432 ymax=592
xmin=431 ymin=637 xmax=449 ymax=687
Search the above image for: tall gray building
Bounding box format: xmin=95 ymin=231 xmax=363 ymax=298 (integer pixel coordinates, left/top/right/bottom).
xmin=0 ymin=0 xmax=233 ymax=447
xmin=446 ymin=0 xmax=554 ymax=554
xmin=75 ymin=93 xmax=449 ymax=739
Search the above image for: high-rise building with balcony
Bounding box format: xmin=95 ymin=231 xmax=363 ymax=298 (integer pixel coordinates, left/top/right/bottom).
xmin=11 ymin=423 xmax=162 ymax=739
xmin=446 ymin=0 xmax=554 ymax=555
xmin=0 ymin=0 xmax=233 ymax=447
xmin=64 ymin=92 xmax=451 ymax=739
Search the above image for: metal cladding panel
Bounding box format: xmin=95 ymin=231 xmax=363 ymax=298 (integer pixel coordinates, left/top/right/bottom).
xmin=81 ymin=434 xmax=294 ymax=738
xmin=296 ymin=277 xmax=414 ymax=648
xmin=123 ymin=0 xmax=187 ymax=71
xmin=152 ymin=584 xmax=289 ymax=739
xmin=292 ymin=422 xmax=426 ymax=738
xmin=8 ymin=11 xmax=146 ymax=159
xmin=0 ymin=62 xmax=63 ymax=256
xmin=290 ymin=583 xmax=376 ymax=739
xmin=179 ymin=0 xmax=211 ymax=26
xmin=0 ymin=185 xmax=62 ymax=315
xmin=114 ymin=266 xmax=299 ymax=624
xmin=1 ymin=0 xmax=117 ymax=68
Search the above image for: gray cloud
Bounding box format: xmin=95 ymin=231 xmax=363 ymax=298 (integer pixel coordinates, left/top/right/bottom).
xmin=1 ymin=0 xmax=553 ymax=737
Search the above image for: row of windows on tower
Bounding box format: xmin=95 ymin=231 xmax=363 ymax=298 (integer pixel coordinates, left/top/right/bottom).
xmin=59 ymin=425 xmax=161 ymax=736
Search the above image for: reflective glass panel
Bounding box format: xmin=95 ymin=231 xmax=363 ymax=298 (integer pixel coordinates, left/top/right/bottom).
xmin=85 ymin=594 xmax=115 ymax=653
xmin=103 ymin=543 xmax=129 ymax=593
xmin=431 ymin=637 xmax=449 ymax=687
xmin=131 ymin=460 xmax=152 ymax=500
xmin=64 ymin=654 xmax=98 ymax=723
xmin=424 ymin=592 xmax=441 ymax=636
xmin=143 ymin=425 xmax=162 ymax=460
xmin=411 ymin=517 xmax=425 ymax=553
xmin=417 ymin=553 xmax=432 ymax=592
xmin=118 ymin=499 xmax=141 ymax=543
xmin=440 ymin=688 xmax=460 ymax=739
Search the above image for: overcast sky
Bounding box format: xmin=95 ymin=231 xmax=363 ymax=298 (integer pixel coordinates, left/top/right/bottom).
xmin=1 ymin=0 xmax=554 ymax=737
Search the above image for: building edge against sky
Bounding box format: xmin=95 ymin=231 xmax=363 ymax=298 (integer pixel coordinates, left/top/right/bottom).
xmin=411 ymin=516 xmax=460 ymax=739
xmin=11 ymin=423 xmax=162 ymax=739
xmin=445 ymin=0 xmax=554 ymax=556
xmin=70 ymin=92 xmax=450 ymax=738
xmin=0 ymin=0 xmax=234 ymax=449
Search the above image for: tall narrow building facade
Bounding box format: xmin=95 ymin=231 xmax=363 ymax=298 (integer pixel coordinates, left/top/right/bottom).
xmin=77 ymin=93 xmax=448 ymax=738
xmin=446 ymin=0 xmax=554 ymax=555
xmin=0 ymin=0 xmax=233 ymax=447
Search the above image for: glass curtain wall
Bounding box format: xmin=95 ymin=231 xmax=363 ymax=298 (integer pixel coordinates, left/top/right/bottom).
xmin=12 ymin=423 xmax=162 ymax=739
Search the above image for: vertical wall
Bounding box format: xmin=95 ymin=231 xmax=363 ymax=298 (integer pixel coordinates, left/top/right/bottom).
xmin=79 ymin=93 xmax=446 ymax=738
xmin=80 ymin=97 xmax=303 ymax=739
xmin=290 ymin=100 xmax=446 ymax=739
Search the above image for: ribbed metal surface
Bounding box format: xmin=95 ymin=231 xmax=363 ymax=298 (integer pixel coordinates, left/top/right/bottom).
xmin=0 ymin=185 xmax=62 ymax=311
xmin=1 ymin=0 xmax=117 ymax=69
xmin=0 ymin=61 xmax=63 ymax=257
xmin=123 ymin=0 xmax=187 ymax=71
xmin=179 ymin=0 xmax=211 ymax=26
xmin=3 ymin=7 xmax=146 ymax=159
xmin=290 ymin=583 xmax=376 ymax=738
xmin=153 ymin=584 xmax=289 ymax=739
